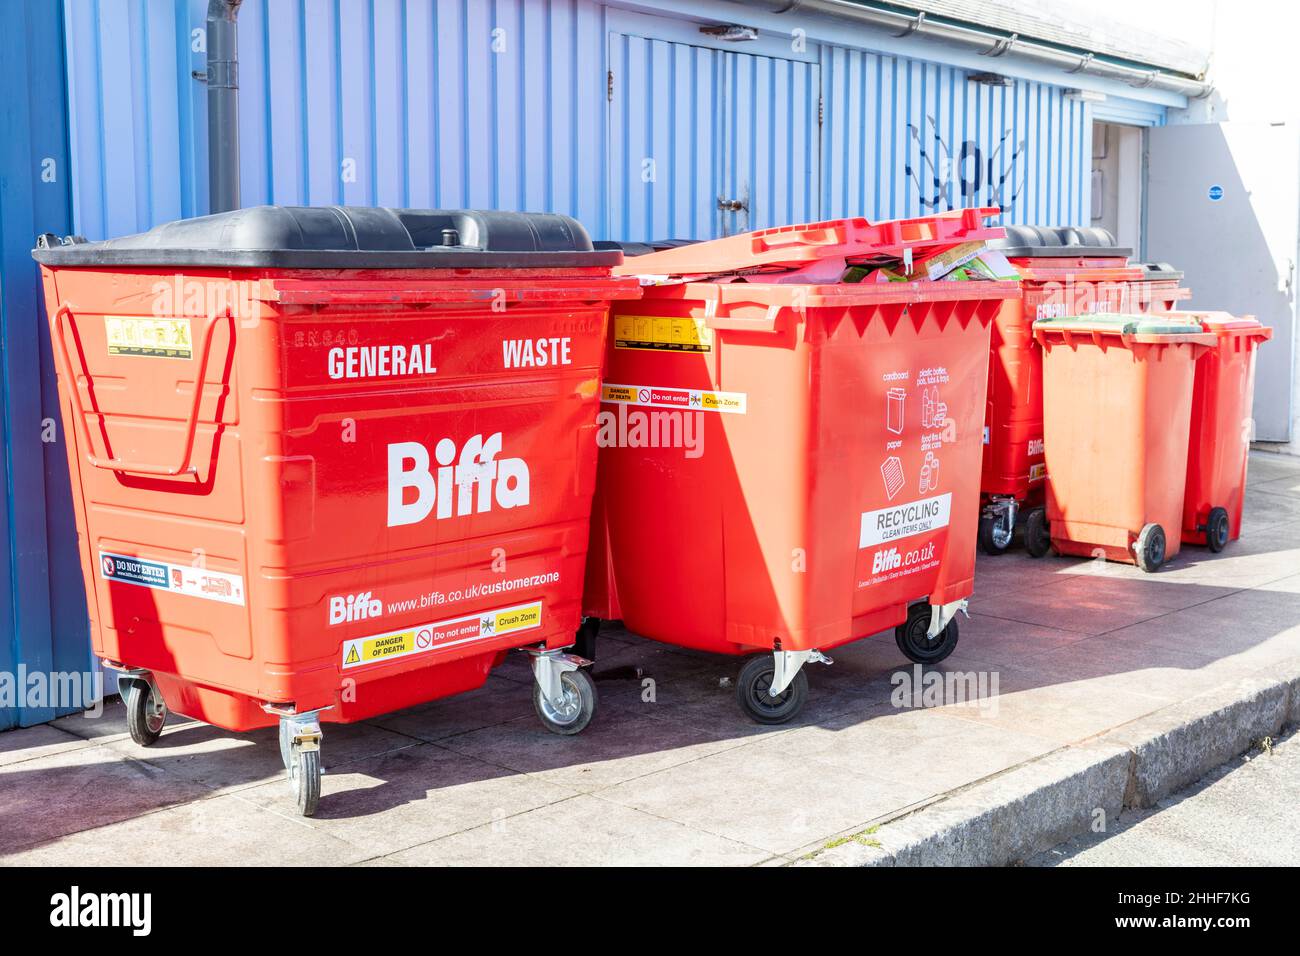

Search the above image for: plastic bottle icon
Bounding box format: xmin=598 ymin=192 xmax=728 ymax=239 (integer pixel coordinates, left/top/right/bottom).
xmin=919 ymin=451 xmax=940 ymax=493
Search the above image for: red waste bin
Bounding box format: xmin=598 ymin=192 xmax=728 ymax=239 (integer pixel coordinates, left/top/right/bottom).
xmin=582 ymin=210 xmax=1019 ymax=723
xmin=1167 ymin=311 xmax=1272 ymax=550
xmin=35 ymin=206 xmax=639 ymax=815
xmin=978 ymin=226 xmax=1190 ymax=557
xmin=1033 ymin=314 xmax=1216 ymax=572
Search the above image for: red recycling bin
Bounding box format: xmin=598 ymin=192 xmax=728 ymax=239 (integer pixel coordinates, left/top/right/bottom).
xmin=978 ymin=226 xmax=1190 ymax=557
xmin=34 ymin=205 xmax=639 ymax=815
xmin=582 ymin=210 xmax=1020 ymax=723
xmin=1168 ymin=312 xmax=1272 ymax=550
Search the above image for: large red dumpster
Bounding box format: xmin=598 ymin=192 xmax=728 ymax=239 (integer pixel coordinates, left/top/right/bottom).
xmin=34 ymin=205 xmax=639 ymax=814
xmin=978 ymin=226 xmax=1190 ymax=557
xmin=582 ymin=210 xmax=1020 ymax=723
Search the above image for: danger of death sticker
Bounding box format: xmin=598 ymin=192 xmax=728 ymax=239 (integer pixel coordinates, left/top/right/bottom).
xmin=601 ymin=382 xmax=746 ymax=414
xmin=98 ymin=551 xmax=246 ymax=606
xmin=340 ymin=600 xmax=543 ymax=670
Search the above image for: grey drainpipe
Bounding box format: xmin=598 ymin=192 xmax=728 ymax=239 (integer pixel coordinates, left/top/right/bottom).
xmin=738 ymin=0 xmax=1213 ymax=99
xmin=206 ymin=0 xmax=242 ymax=213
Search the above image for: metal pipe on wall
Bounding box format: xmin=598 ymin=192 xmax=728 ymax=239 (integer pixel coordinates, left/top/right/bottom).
xmin=206 ymin=0 xmax=242 ymax=213
xmin=739 ymin=0 xmax=1214 ymax=99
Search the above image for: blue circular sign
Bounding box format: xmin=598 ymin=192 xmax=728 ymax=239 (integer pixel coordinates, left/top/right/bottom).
xmin=1208 ymin=184 xmax=1224 ymax=201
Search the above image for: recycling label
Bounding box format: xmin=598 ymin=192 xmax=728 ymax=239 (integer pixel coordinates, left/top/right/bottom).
xmin=340 ymin=600 xmax=543 ymax=670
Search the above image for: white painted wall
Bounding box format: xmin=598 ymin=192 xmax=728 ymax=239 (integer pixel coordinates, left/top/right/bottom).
xmin=1062 ymin=0 xmax=1300 ymax=451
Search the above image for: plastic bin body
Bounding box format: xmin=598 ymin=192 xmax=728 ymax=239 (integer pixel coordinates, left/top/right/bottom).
xmin=1033 ymin=316 xmax=1215 ymax=565
xmin=1175 ymin=313 xmax=1272 ymax=545
xmin=35 ymin=206 xmax=637 ymax=731
xmin=981 ymin=226 xmax=1190 ymax=510
xmin=583 ymin=213 xmax=1018 ymax=656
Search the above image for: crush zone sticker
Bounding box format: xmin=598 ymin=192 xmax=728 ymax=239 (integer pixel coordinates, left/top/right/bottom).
xmin=601 ymin=382 xmax=746 ymax=414
xmin=340 ymin=600 xmax=543 ymax=669
xmin=98 ymin=551 xmax=246 ymax=606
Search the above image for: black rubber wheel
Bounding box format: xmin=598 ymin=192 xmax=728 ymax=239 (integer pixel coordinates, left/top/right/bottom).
xmin=289 ymin=746 xmax=321 ymax=817
xmin=894 ymin=603 xmax=960 ymax=664
xmin=572 ymin=616 xmax=600 ymax=661
xmin=735 ymin=656 xmax=808 ymax=725
xmin=533 ymin=668 xmax=598 ymax=735
xmin=978 ymin=513 xmax=1012 ymax=555
xmin=1206 ymin=507 xmax=1230 ymax=553
xmin=1023 ymin=507 xmax=1052 ymax=559
xmin=125 ymin=680 xmax=166 ymax=747
xmin=1135 ymin=522 xmax=1167 ymax=573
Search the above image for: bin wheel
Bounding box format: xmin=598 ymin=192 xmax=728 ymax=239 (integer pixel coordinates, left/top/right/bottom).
xmin=288 ymin=745 xmax=321 ymax=817
xmin=573 ymin=616 xmax=600 ymax=661
xmin=125 ymin=680 xmax=166 ymax=747
xmin=1024 ymin=507 xmax=1052 ymax=559
xmin=894 ymin=603 xmax=960 ymax=665
xmin=1135 ymin=523 xmax=1167 ymax=573
xmin=978 ymin=513 xmax=1013 ymax=555
xmin=1206 ymin=507 xmax=1230 ymax=553
xmin=736 ymin=655 xmax=808 ymax=725
xmin=278 ymin=720 xmax=293 ymax=773
xmin=533 ymin=668 xmax=597 ymax=736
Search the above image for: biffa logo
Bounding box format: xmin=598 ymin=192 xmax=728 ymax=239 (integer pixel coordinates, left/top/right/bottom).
xmin=388 ymin=433 xmax=531 ymax=527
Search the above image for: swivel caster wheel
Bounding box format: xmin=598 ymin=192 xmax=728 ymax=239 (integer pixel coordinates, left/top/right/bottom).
xmin=125 ymin=680 xmax=166 ymax=747
xmin=533 ymin=667 xmax=598 ymax=736
xmin=735 ymin=655 xmax=808 ymax=725
xmin=895 ymin=602 xmax=960 ymax=665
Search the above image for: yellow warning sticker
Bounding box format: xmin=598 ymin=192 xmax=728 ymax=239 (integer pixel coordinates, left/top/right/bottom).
xmin=339 ymin=600 xmax=544 ymax=670
xmin=600 ymin=382 xmax=747 ymax=415
xmin=613 ymin=314 xmax=713 ymax=353
xmin=105 ymin=316 xmax=193 ymax=359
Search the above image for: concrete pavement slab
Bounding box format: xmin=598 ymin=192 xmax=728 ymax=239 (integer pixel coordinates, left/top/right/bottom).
xmin=436 ymin=702 xmax=747 ymax=793
xmin=0 ymin=744 xmax=212 ymax=856
xmin=236 ymin=741 xmax=581 ymax=857
xmin=3 ymin=791 xmax=370 ymax=866
xmin=383 ymin=793 xmax=770 ymax=866
xmin=103 ymin=717 xmax=421 ymax=796
xmin=0 ymin=723 xmax=95 ymax=768
xmin=595 ymin=740 xmax=937 ymax=856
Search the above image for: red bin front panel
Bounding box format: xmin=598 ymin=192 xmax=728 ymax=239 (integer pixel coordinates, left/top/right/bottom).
xmin=40 ymin=265 xmax=635 ymax=729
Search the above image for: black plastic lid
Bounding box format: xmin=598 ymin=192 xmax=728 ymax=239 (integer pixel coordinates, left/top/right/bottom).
xmin=1137 ymin=261 xmax=1184 ymax=281
xmin=594 ymin=238 xmax=700 ymax=258
xmin=33 ymin=205 xmax=622 ymax=269
xmin=988 ymin=224 xmax=1131 ymax=259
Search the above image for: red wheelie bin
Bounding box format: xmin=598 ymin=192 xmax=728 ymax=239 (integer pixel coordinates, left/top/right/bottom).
xmin=1033 ymin=314 xmax=1216 ymax=572
xmin=978 ymin=226 xmax=1189 ymax=557
xmin=34 ymin=206 xmax=639 ymax=815
xmin=582 ymin=210 xmax=1020 ymax=723
xmin=1165 ymin=312 xmax=1272 ymax=550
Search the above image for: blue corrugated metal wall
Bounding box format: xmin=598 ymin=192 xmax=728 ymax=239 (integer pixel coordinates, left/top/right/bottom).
xmin=1 ymin=1 xmax=92 ymax=729
xmin=61 ymin=0 xmax=1102 ymax=243
xmin=0 ymin=0 xmax=1158 ymax=729
xmin=821 ymin=49 xmax=1090 ymax=225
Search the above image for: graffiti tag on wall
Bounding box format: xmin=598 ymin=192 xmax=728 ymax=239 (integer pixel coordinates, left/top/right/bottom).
xmin=905 ymin=116 xmax=1026 ymax=212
